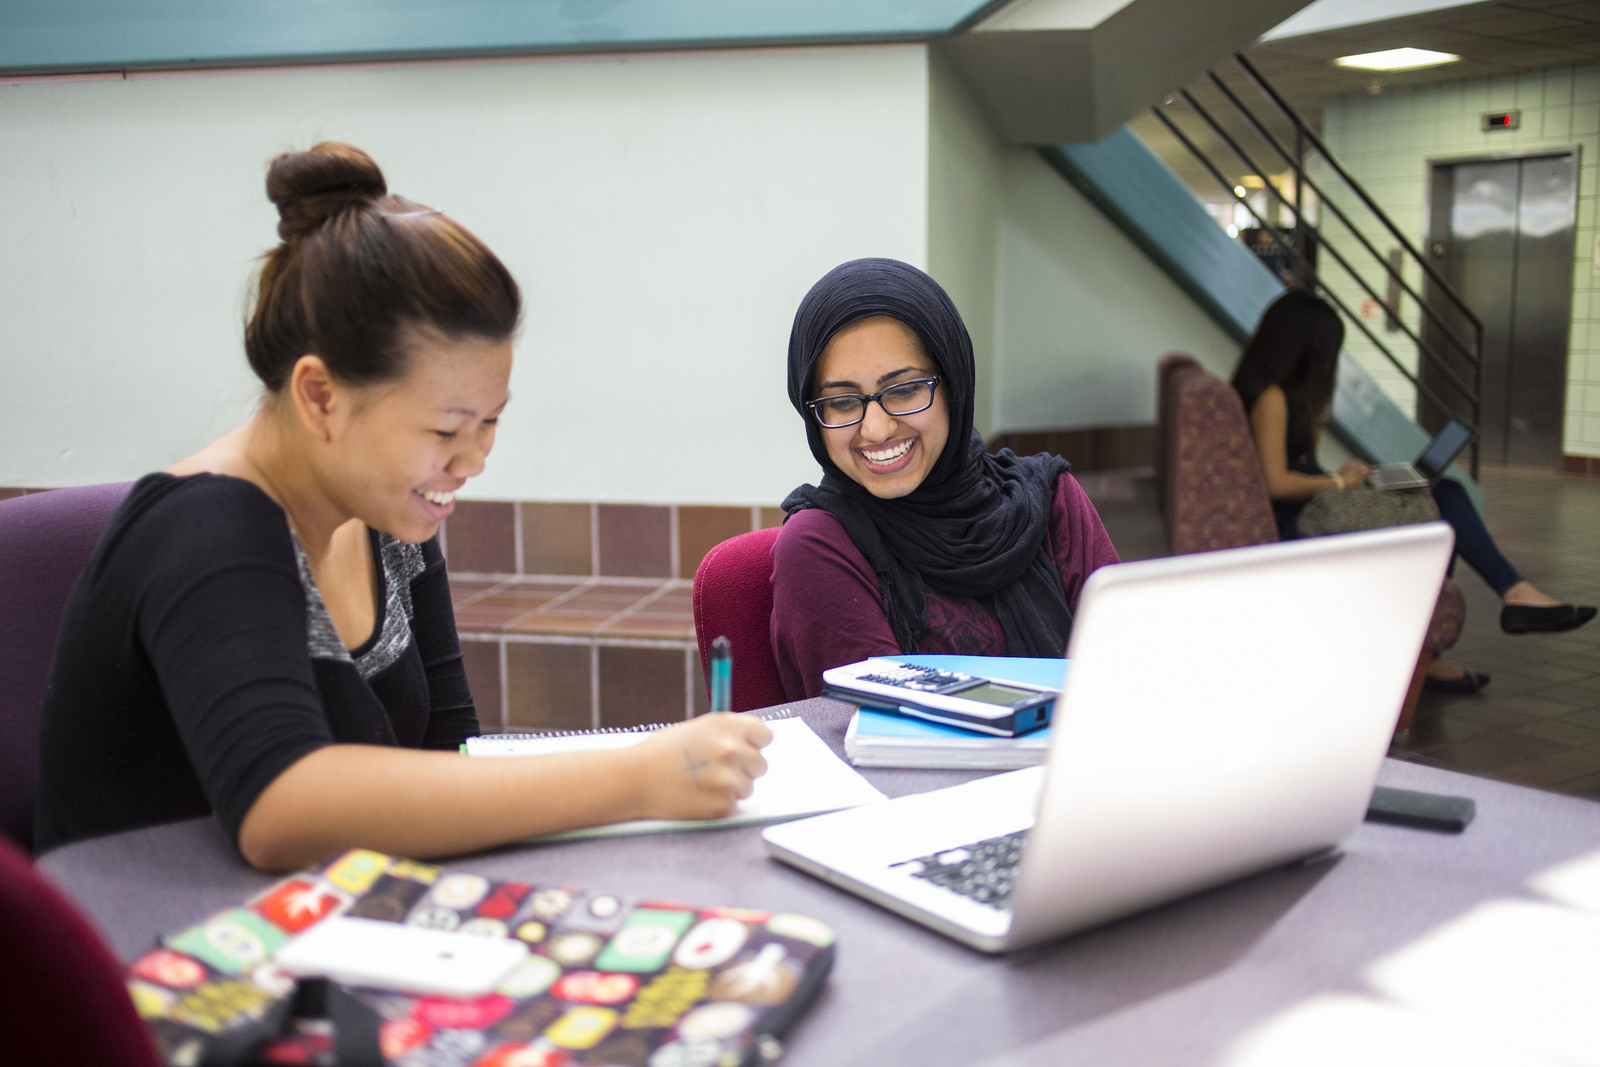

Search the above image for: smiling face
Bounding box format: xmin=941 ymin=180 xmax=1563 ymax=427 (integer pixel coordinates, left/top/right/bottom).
xmin=811 ymin=316 xmax=949 ymax=500
xmin=325 ymin=330 xmax=513 ymax=544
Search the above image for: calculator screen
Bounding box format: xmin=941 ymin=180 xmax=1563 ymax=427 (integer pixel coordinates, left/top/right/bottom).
xmin=955 ymin=682 xmax=1039 ymax=706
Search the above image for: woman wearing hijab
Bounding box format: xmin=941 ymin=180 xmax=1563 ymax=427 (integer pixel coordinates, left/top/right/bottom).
xmin=770 ymin=258 xmax=1121 ymax=701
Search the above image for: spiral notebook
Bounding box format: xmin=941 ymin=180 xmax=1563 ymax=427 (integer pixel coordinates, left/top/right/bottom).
xmin=465 ymin=713 xmax=886 ymax=841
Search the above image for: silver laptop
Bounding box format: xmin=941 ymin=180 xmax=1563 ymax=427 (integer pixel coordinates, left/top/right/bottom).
xmin=1368 ymin=418 xmax=1476 ymax=490
xmin=763 ymin=523 xmax=1454 ymax=953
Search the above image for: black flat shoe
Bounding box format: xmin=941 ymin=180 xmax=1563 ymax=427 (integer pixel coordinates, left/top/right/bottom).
xmin=1500 ymin=603 xmax=1598 ymax=634
xmin=1423 ymin=668 xmax=1491 ymax=694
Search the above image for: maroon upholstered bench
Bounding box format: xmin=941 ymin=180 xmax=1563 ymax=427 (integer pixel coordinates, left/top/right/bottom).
xmin=1158 ymin=362 xmax=1463 ymax=735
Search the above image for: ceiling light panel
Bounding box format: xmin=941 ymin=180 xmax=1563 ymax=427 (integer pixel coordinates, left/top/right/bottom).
xmin=1334 ymin=47 xmax=1461 ymax=72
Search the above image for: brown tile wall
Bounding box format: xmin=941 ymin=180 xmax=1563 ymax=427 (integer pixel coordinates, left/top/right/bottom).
xmin=452 ymin=577 xmax=705 ymax=728
xmin=521 ymin=503 xmax=592 ymax=576
xmin=986 ymin=423 xmax=1156 ymax=472
xmin=598 ymin=646 xmax=693 ymax=729
xmin=505 ymin=641 xmax=594 ymax=733
xmin=441 ymin=500 xmax=516 ymax=574
xmin=1563 ymin=455 xmax=1600 ymax=477
xmin=443 ymin=501 xmax=780 ymax=730
xmin=597 ymin=505 xmax=673 ymax=579
xmin=678 ymin=506 xmax=754 ymax=582
xmin=443 ymin=502 xmax=778 ymax=581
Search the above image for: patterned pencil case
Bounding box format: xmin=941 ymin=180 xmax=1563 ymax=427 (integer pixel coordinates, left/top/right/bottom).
xmin=126 ymin=849 xmax=834 ymax=1066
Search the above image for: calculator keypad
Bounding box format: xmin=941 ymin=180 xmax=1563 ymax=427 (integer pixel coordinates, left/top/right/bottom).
xmin=857 ymin=664 xmax=976 ymax=694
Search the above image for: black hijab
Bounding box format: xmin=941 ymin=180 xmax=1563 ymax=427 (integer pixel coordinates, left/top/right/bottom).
xmin=782 ymin=258 xmax=1073 ymax=656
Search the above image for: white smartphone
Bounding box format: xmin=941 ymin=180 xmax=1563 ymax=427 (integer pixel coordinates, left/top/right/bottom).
xmin=274 ymin=916 xmax=529 ymax=998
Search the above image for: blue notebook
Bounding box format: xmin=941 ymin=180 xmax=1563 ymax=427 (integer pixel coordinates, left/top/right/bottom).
xmin=843 ymin=655 xmax=1068 ymax=770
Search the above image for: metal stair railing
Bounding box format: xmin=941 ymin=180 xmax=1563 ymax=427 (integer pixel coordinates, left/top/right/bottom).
xmin=1147 ymin=52 xmax=1484 ymax=477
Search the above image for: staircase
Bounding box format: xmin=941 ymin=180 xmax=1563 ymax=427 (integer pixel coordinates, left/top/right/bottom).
xmin=1042 ymin=53 xmax=1486 ymax=502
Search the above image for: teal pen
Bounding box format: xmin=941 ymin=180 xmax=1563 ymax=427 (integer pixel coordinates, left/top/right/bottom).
xmin=709 ymin=636 xmax=732 ymax=712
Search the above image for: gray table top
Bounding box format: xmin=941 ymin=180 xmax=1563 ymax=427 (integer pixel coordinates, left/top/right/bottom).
xmin=40 ymin=698 xmax=1600 ymax=1065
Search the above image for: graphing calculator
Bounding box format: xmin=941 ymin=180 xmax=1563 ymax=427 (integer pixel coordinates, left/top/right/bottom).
xmin=820 ymin=659 xmax=1058 ymax=737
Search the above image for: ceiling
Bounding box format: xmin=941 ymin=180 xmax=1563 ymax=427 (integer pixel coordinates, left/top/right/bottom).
xmin=1130 ymin=0 xmax=1600 ymax=198
xmin=941 ymin=0 xmax=1310 ymax=143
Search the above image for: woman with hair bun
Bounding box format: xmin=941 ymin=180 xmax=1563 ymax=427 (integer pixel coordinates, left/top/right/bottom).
xmin=771 ymin=258 xmax=1121 ymax=700
xmin=36 ymin=143 xmax=769 ymax=869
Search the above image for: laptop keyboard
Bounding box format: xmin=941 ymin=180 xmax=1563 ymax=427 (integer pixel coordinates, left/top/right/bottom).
xmin=892 ymin=829 xmax=1027 ymax=910
xmin=1368 ymin=464 xmax=1425 ymax=490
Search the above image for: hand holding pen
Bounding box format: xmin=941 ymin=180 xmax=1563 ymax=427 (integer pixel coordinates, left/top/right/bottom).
xmin=633 ymin=635 xmax=765 ymax=819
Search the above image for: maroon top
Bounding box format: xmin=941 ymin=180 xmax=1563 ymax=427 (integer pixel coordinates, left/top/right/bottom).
xmin=770 ymin=472 xmax=1120 ymax=700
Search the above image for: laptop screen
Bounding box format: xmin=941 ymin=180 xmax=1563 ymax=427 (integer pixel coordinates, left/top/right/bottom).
xmin=1416 ymin=419 xmax=1475 ymax=479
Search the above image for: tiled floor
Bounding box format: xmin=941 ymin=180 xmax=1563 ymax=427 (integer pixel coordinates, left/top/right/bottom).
xmin=1081 ymin=462 xmax=1600 ymax=803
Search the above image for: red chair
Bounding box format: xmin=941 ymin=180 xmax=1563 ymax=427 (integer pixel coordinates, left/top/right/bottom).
xmin=0 ymin=482 xmax=133 ymax=852
xmin=691 ymin=527 xmax=786 ymax=713
xmin=0 ymin=835 xmax=164 ymax=1066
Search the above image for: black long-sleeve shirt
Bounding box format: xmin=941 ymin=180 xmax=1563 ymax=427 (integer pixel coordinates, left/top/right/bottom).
xmin=34 ymin=473 xmax=477 ymax=854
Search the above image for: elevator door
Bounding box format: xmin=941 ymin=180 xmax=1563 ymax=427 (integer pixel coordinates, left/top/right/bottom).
xmin=1419 ymin=152 xmax=1576 ymax=467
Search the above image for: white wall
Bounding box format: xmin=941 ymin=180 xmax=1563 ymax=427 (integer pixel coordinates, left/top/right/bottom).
xmin=926 ymin=52 xmax=1241 ymax=439
xmin=0 ymin=45 xmax=930 ymax=503
xmin=990 ymin=150 xmax=1240 ymax=431
xmin=927 ymin=50 xmax=1005 ymax=437
xmin=3 ymin=39 xmax=1254 ymax=502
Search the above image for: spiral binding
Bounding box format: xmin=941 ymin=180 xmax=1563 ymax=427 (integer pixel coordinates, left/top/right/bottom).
xmin=474 ymin=705 xmax=797 ymax=742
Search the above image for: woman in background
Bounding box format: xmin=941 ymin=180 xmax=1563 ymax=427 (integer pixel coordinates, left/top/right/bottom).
xmin=770 ymin=257 xmax=1120 ymax=701
xmin=1232 ymin=289 xmax=1594 ymax=693
xmin=36 ymin=142 xmax=769 ymax=869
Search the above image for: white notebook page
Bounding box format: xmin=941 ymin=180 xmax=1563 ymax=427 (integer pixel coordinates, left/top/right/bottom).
xmin=468 ymin=717 xmax=887 ymax=841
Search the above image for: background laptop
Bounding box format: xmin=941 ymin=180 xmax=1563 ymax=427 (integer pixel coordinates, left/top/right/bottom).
xmin=763 ymin=523 xmax=1455 ymax=953
xmin=1367 ymin=418 xmax=1476 ymax=490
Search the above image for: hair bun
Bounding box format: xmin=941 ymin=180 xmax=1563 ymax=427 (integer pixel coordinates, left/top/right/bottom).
xmin=266 ymin=141 xmax=387 ymax=241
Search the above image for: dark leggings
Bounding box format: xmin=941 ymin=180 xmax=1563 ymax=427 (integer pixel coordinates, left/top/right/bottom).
xmin=1433 ymin=477 xmax=1522 ymax=596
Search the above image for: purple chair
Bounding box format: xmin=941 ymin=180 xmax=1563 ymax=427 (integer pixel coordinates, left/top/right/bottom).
xmin=0 ymin=834 xmax=163 ymax=1065
xmin=691 ymin=527 xmax=786 ymax=713
xmin=0 ymin=483 xmax=132 ymax=852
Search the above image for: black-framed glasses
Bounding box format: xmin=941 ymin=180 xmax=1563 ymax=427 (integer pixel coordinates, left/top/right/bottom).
xmin=806 ymin=376 xmax=941 ymax=428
